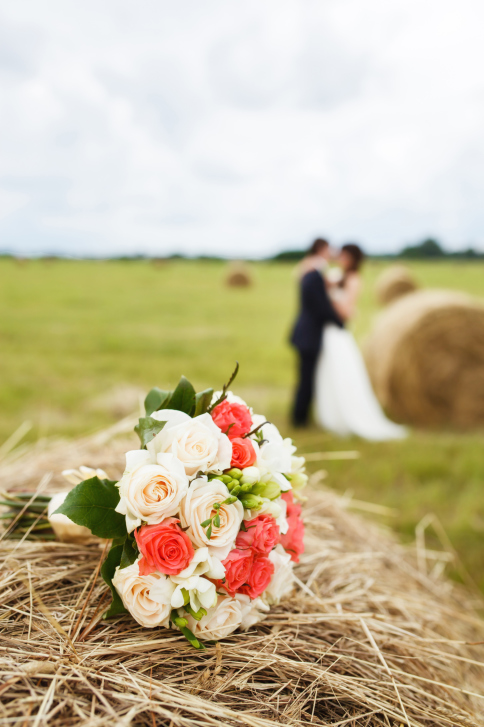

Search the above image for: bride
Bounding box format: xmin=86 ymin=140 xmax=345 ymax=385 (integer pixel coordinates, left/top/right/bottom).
xmin=315 ymin=244 xmax=407 ymax=441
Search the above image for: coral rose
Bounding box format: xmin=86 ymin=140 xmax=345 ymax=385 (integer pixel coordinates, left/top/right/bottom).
xmin=238 ymin=555 xmax=274 ymax=599
xmin=230 ymin=437 xmax=256 ymax=469
xmin=280 ymin=491 xmax=305 ymax=562
xmin=135 ymin=518 xmax=194 ymax=576
xmin=216 ymin=548 xmax=254 ymax=596
xmin=211 ymin=399 xmax=252 ymax=439
xmin=235 ymin=513 xmax=280 ymax=556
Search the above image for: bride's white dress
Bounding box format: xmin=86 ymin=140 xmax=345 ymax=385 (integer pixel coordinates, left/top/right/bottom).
xmin=315 ymin=324 xmax=407 ymax=441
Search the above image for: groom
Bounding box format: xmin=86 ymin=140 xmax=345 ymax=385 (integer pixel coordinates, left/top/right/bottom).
xmin=290 ymin=239 xmax=344 ymax=427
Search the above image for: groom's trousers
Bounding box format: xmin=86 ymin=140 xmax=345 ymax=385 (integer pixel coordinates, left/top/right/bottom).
xmin=292 ymin=350 xmax=319 ymax=427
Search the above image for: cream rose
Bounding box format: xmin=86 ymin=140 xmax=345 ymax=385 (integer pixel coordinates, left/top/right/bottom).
xmin=186 ymin=595 xmax=242 ymax=641
xmin=179 ymin=477 xmax=244 ymax=558
xmin=61 ymin=466 xmax=109 ymax=486
xmin=112 ymin=559 xmax=175 ymax=628
xmin=115 ymin=450 xmax=189 ymax=533
xmin=48 ymin=491 xmax=94 ymax=544
xmin=263 ymin=544 xmax=294 ymax=606
xmin=149 ymin=410 xmax=232 ymax=478
xmin=235 ymin=593 xmax=270 ymax=629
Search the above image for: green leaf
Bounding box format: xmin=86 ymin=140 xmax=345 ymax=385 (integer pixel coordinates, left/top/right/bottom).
xmin=101 ymin=544 xmax=128 ymax=619
xmin=213 ymin=513 xmax=220 ymax=528
xmin=54 ymin=477 xmax=127 ymax=539
xmin=193 ymin=388 xmax=214 ymax=417
xmin=206 ymin=523 xmax=212 ymax=540
xmin=200 ymin=518 xmax=212 ymax=527
xmin=134 ymin=416 xmax=166 ymax=449
xmin=144 ymin=387 xmax=172 ymax=416
xmin=169 ymin=376 xmax=196 ymax=415
xmin=120 ymin=534 xmax=138 ymax=569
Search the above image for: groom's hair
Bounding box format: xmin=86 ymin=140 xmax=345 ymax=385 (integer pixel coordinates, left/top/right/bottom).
xmin=342 ymin=243 xmax=365 ymax=271
xmin=308 ymin=238 xmax=329 ymax=256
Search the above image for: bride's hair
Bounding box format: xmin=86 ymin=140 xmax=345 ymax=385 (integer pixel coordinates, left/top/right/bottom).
xmin=341 ymin=243 xmax=365 ymax=272
xmin=308 ymin=238 xmax=329 ymax=256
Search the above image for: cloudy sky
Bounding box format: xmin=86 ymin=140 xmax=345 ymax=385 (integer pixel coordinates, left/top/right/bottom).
xmin=1 ymin=0 xmax=484 ymax=257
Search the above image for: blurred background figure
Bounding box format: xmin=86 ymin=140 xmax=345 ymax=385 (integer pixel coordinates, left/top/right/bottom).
xmin=290 ymin=239 xmax=344 ymax=427
xmin=315 ymin=244 xmax=407 ymax=440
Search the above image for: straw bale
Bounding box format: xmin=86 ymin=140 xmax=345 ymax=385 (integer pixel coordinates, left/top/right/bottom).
xmin=375 ymin=265 xmax=418 ymax=305
xmin=1 ymin=428 xmax=484 ymax=725
xmin=365 ymin=289 xmax=484 ymax=428
xmin=226 ymin=262 xmax=252 ymax=287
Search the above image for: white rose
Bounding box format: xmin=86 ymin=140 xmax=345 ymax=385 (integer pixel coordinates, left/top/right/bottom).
xmin=263 ymin=544 xmax=294 ymax=606
xmin=234 ymin=593 xmax=270 ymax=629
xmin=48 ymin=491 xmax=94 ymax=544
xmin=171 ymin=575 xmax=218 ymax=612
xmin=149 ymin=410 xmax=232 ymax=478
xmin=244 ymin=496 xmax=288 ymax=535
xmin=251 ymin=417 xmax=292 ymax=486
xmin=179 ymin=477 xmax=244 ymax=559
xmin=115 ymin=450 xmax=189 ymax=533
xmin=186 ymin=595 xmax=242 ymax=641
xmin=171 ymin=546 xmax=225 ymax=581
xmin=112 ymin=559 xmax=175 ymax=628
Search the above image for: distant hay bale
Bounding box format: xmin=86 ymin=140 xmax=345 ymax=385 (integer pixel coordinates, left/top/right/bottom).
xmin=375 ymin=264 xmax=418 ymax=305
xmin=365 ymin=289 xmax=484 ymax=428
xmin=1 ymin=426 xmax=484 ymax=725
xmin=226 ymin=262 xmax=252 ymax=287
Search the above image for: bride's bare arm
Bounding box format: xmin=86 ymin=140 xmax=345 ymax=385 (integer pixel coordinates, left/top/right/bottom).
xmin=332 ymin=273 xmax=361 ymax=321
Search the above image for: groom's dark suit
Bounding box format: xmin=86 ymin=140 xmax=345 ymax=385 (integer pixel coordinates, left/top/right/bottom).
xmin=290 ymin=269 xmax=343 ymax=426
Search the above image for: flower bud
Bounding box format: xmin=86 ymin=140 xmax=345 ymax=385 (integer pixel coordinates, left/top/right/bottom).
xmin=240 ymin=466 xmax=260 ymax=485
xmin=240 ymin=494 xmax=263 ymax=510
xmin=231 ymin=485 xmax=241 ymax=496
xmin=240 ymin=483 xmax=253 ymax=493
xmin=251 ymin=481 xmax=281 ymax=501
xmin=219 ymin=475 xmax=233 ymax=484
xmin=227 ymin=468 xmax=243 ymax=480
xmin=289 ymin=472 xmax=308 ymax=492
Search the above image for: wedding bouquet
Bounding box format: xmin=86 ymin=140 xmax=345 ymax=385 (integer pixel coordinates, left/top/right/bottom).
xmin=6 ymin=366 xmax=307 ymax=648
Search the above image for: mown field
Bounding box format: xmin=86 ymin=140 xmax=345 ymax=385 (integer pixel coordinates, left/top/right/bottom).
xmin=1 ymin=257 xmax=484 ymax=587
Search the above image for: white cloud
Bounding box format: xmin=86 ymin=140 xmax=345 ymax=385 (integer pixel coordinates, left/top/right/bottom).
xmin=1 ymin=0 xmax=484 ymax=256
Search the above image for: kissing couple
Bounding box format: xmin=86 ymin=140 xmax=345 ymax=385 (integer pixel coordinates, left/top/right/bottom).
xmin=290 ymin=238 xmax=406 ymax=441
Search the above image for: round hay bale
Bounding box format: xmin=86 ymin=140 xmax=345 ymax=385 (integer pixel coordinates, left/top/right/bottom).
xmin=226 ymin=262 xmax=252 ymax=287
xmin=375 ymin=264 xmax=418 ymax=305
xmin=365 ymin=289 xmax=484 ymax=428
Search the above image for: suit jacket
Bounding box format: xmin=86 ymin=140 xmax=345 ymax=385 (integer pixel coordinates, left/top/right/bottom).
xmin=290 ymin=269 xmax=344 ymax=354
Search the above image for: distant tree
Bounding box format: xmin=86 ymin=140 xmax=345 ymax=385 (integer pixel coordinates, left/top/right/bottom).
xmin=271 ymin=250 xmax=306 ymax=262
xmin=400 ymin=238 xmax=445 ymax=259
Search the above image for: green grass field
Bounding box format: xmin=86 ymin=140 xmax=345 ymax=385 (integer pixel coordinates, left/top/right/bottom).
xmin=1 ymin=257 xmax=483 ymax=587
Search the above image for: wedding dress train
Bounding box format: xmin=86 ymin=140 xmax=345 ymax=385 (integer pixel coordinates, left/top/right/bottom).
xmin=315 ymin=324 xmax=407 ymax=441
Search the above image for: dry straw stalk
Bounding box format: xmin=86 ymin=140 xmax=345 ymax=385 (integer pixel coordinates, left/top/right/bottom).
xmin=1 ymin=425 xmax=484 ymax=726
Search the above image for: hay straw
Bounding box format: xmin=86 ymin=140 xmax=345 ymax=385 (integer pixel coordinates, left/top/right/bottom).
xmin=1 ymin=427 xmax=484 ymax=726
xmin=365 ymin=289 xmax=484 ymax=428
xmin=375 ymin=265 xmax=418 ymax=306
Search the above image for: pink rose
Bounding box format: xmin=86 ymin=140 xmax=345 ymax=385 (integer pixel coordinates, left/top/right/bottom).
xmin=215 ymin=548 xmax=254 ymax=597
xmin=280 ymin=492 xmax=304 ymax=563
xmin=238 ymin=555 xmax=274 ymax=599
xmin=230 ymin=437 xmax=257 ymax=469
xmin=212 ymin=400 xmax=252 ymax=439
xmin=135 ymin=518 xmax=194 ymax=576
xmin=235 ymin=513 xmax=280 ymax=556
